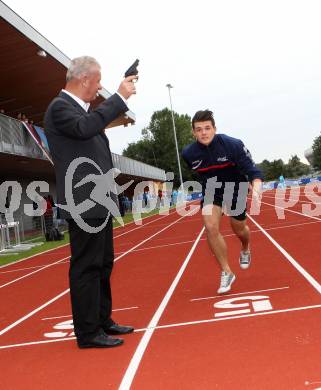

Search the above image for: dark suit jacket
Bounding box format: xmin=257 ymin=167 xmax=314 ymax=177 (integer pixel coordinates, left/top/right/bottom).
xmin=44 ymin=91 xmax=128 ymax=219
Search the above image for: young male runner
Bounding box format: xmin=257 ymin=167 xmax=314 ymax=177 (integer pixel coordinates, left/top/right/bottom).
xmin=182 ymin=110 xmax=263 ymax=293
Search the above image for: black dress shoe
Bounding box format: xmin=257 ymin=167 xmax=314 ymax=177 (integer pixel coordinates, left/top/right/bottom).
xmin=78 ymin=333 xmax=124 ymax=349
xmin=104 ymin=323 xmax=134 ymax=335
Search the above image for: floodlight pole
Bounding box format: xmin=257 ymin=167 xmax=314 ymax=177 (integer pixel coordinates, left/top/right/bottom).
xmin=166 ymin=84 xmax=184 ymax=193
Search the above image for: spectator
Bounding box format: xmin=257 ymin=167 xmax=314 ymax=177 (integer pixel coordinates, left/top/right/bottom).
xmin=171 ymin=189 xmax=178 ymax=206
xmin=278 ymin=175 xmax=286 ymax=189
xmin=157 ymin=188 xmax=163 ymax=208
xmin=47 ymin=194 xmax=55 ymax=207
xmin=21 ymin=113 xmax=29 ymax=123
xmin=124 ymin=195 xmax=132 ymax=212
xmin=118 ymin=195 xmax=125 ymax=217
xmin=44 ymin=195 xmax=54 ymax=233
xmin=143 ymin=188 xmax=150 ymax=207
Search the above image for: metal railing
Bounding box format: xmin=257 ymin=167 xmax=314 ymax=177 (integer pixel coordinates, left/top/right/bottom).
xmin=112 ymin=153 xmax=166 ymax=181
xmin=0 ymin=113 xmax=166 ymax=181
xmin=0 ymin=209 xmax=68 ymax=254
xmin=0 ymin=114 xmax=47 ymax=160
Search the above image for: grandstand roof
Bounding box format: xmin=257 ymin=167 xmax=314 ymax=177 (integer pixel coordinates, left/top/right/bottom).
xmin=0 ymin=1 xmax=135 ymax=127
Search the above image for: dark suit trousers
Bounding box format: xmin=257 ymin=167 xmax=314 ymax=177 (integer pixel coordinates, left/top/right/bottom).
xmin=68 ymin=218 xmax=114 ymax=343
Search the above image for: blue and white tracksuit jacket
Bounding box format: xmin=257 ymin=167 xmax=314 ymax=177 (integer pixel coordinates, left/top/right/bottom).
xmin=182 ymin=134 xmax=263 ymax=211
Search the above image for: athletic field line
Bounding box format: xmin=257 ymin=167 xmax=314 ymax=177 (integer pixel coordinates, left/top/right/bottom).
xmin=0 ymin=208 xmax=197 ymax=337
xmin=248 ymin=214 xmax=321 ymax=295
xmin=118 ymin=227 xmax=205 ymax=390
xmin=1 ymin=303 xmax=321 ymax=350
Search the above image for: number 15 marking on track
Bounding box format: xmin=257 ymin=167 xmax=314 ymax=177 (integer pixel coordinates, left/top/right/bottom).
xmin=214 ymin=295 xmax=273 ymax=318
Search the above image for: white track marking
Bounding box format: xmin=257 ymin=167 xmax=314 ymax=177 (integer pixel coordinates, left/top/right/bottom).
xmin=190 ymin=286 xmax=290 ymax=302
xmin=41 ymin=314 xmax=72 ymax=321
xmin=133 ymin=304 xmax=321 ymax=332
xmin=0 ymin=289 xmax=70 ymax=336
xmin=112 ymin=209 xmax=197 ymax=262
xmin=0 ymin=205 xmax=188 ymax=271
xmin=0 ymin=209 xmax=195 ymax=284
xmin=113 ymin=218 xmax=321 ymax=256
xmin=0 ymin=261 xmax=70 ymax=274
xmin=114 ymin=210 xmax=177 ymax=238
xmin=114 ymin=239 xmax=201 ymax=256
xmin=248 ymin=214 xmax=321 ymax=294
xmin=112 ymin=306 xmax=139 ymax=312
xmin=0 ymin=209 xmax=197 ymax=336
xmin=0 ymin=337 xmax=76 ymax=349
xmin=0 ymin=243 xmax=70 ymax=269
xmin=263 ymin=193 xmax=321 ymax=205
xmin=118 ymin=227 xmax=205 ymax=390
xmin=249 ymin=197 xmax=321 ymax=222
xmin=1 ymin=303 xmax=321 ymax=350
xmin=2 ymin=218 xmax=319 ymax=281
xmin=41 ymin=306 xmax=139 ymax=321
xmin=0 ymin=257 xmax=69 ymax=289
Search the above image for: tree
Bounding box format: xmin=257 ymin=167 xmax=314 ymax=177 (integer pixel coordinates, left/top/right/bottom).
xmin=257 ymin=159 xmax=273 ymax=181
xmin=257 ymin=159 xmax=285 ymax=180
xmin=285 ymin=155 xmax=310 ymax=178
xmin=123 ymin=108 xmax=196 ymax=186
xmin=312 ymin=133 xmax=321 ymax=170
xmin=258 ymin=155 xmax=310 ymax=181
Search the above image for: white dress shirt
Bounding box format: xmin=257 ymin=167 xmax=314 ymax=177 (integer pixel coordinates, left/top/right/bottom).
xmin=61 ymin=90 xmax=127 ymax=112
xmin=61 ymin=89 xmax=90 ymax=112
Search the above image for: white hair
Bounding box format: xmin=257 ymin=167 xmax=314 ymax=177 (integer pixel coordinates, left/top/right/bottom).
xmin=66 ymin=56 xmax=100 ymax=81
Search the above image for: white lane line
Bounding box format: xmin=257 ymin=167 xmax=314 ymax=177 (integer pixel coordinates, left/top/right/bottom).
xmin=0 ymin=257 xmax=70 ymax=289
xmin=133 ymin=303 xmax=321 ymax=332
xmin=0 ymin=243 xmax=70 ymax=269
xmin=112 ymin=209 xmax=197 ymax=262
xmin=0 ymin=209 xmax=197 ymax=337
xmin=113 ymin=306 xmax=139 ymax=312
xmin=118 ymin=227 xmax=205 ymax=390
xmin=41 ymin=306 xmax=139 ymax=321
xmin=114 ymin=210 xmax=176 ymax=238
xmin=263 ymin=194 xmax=321 ymax=205
xmin=2 ymin=219 xmax=318 ymax=276
xmin=0 ymin=206 xmax=184 ymax=271
xmin=261 ymin=220 xmax=321 ymax=231
xmin=113 ymin=218 xmax=321 ymax=257
xmin=113 ymin=204 xmax=181 ymax=231
xmin=248 ymin=214 xmax=321 ymax=295
xmin=190 ymin=286 xmax=290 ymax=302
xmin=253 ymin=198 xmax=321 ymax=222
xmin=1 ymin=303 xmax=321 ymax=350
xmin=41 ymin=314 xmax=71 ymax=321
xmin=0 ymin=289 xmax=70 ymax=337
xmin=113 ymin=202 xmax=199 ymax=238
xmin=114 ymin=239 xmax=201 ymax=256
xmin=0 ymin=337 xmax=76 ymax=349
xmin=0 ymin=260 xmax=70 ymax=275
xmin=0 ymin=209 xmax=196 ymax=286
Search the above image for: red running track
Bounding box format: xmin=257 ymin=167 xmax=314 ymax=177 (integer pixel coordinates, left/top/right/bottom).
xmin=0 ymin=193 xmax=321 ymax=390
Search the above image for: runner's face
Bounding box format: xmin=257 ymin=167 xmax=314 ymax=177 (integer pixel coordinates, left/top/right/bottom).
xmin=192 ymin=121 xmax=216 ymax=145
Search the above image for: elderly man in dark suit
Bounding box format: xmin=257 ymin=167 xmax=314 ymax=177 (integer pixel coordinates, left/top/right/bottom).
xmin=44 ymin=56 xmax=137 ymax=348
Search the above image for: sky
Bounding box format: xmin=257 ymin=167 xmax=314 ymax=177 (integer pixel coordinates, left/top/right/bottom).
xmin=4 ymin=0 xmax=321 ymax=164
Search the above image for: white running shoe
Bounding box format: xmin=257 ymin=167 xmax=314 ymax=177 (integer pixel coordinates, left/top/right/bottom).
xmin=239 ymin=250 xmax=251 ymax=270
xmin=217 ymin=272 xmax=236 ymax=294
